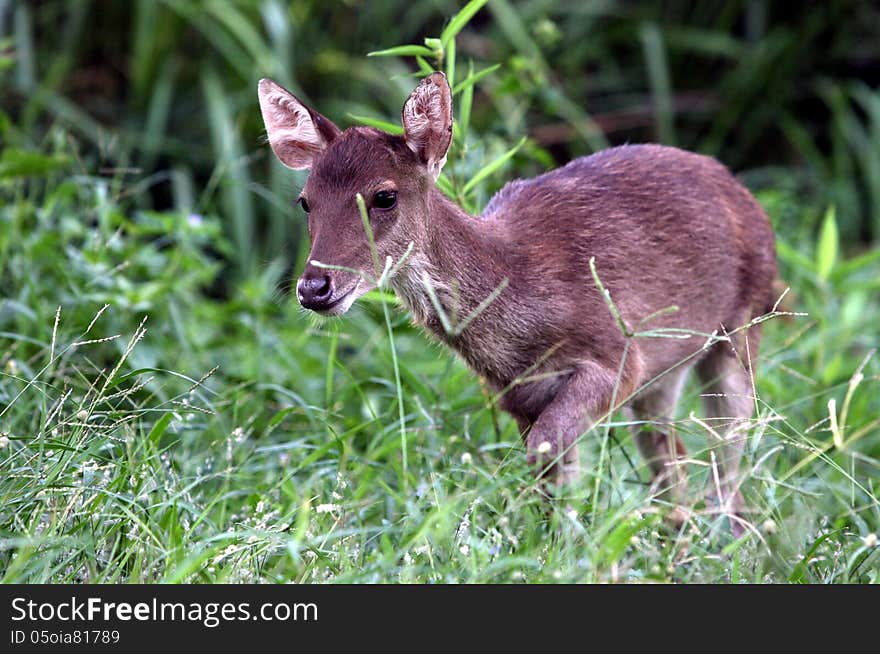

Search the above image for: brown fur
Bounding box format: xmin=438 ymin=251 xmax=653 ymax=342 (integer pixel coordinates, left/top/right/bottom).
xmin=258 ymin=73 xmax=778 ymax=532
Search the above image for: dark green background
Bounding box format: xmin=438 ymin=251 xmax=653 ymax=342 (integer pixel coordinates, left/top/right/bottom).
xmin=5 ymin=1 xmax=879 ymax=276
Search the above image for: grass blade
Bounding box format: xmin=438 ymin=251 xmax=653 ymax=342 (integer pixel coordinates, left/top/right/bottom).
xmin=816 ymin=206 xmax=839 ymax=282
xmin=441 ymin=0 xmax=490 ymax=47
xmin=368 ymin=44 xmax=435 ymax=58
xmin=461 ymin=136 xmax=526 ymax=196
xmin=348 ymin=114 xmax=404 ymax=135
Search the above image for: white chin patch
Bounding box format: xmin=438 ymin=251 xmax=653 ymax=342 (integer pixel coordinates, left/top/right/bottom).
xmin=316 ymin=281 xmax=362 ymax=317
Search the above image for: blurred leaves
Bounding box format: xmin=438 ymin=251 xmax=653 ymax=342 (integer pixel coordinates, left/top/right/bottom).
xmin=816 ymin=206 xmax=839 ymax=282
xmin=460 ymin=135 xmax=526 ymax=197
xmin=0 ymin=148 xmax=69 ymax=178
xmin=1 ymin=0 xmax=879 ymax=586
xmin=2 ymin=0 xmax=880 ymax=271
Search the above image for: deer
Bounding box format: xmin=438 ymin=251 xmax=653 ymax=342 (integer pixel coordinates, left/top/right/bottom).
xmin=257 ymin=72 xmax=777 ymax=534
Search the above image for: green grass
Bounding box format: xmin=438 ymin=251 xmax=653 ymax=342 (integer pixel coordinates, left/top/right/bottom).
xmin=1 ymin=136 xmax=879 ymax=584
xmin=7 ymin=1 xmax=880 ymax=272
xmin=1 ymin=1 xmax=879 ymax=583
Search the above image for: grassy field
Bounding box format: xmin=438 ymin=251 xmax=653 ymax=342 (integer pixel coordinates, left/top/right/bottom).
xmin=1 ymin=1 xmax=879 ymax=583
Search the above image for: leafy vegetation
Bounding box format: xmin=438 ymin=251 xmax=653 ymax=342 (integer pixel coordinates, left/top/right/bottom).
xmin=0 ymin=0 xmax=878 ymax=583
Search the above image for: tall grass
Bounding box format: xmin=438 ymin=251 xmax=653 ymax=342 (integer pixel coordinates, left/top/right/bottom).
xmin=4 ymin=0 xmax=879 ymax=278
xmin=0 ymin=1 xmax=878 ymax=583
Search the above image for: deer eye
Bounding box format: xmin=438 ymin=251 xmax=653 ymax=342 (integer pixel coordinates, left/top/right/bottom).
xmin=298 ymin=196 xmax=310 ymax=213
xmin=373 ymin=190 xmax=397 ymax=210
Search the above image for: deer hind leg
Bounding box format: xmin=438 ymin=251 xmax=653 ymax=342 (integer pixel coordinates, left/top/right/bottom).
xmin=695 ymin=327 xmax=762 ymax=537
xmin=625 ymin=367 xmax=690 ymax=524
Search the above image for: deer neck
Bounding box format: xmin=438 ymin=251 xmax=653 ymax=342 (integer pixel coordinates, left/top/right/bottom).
xmin=391 ymin=188 xmax=506 ymax=339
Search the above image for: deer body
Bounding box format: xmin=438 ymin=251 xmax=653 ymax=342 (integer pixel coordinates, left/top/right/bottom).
xmin=258 ymin=73 xmax=777 ymax=531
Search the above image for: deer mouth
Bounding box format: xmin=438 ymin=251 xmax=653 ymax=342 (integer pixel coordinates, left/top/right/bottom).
xmin=315 ymin=280 xmax=361 ymax=316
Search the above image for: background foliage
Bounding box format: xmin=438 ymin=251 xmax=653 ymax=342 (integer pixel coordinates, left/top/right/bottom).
xmin=1 ymin=0 xmax=878 ymax=583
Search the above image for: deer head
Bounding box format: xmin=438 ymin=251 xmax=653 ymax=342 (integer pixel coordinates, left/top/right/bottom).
xmin=257 ymin=74 xmax=453 ymax=315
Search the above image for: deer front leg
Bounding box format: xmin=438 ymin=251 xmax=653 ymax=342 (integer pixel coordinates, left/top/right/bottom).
xmin=524 ymin=363 xmax=619 ymax=487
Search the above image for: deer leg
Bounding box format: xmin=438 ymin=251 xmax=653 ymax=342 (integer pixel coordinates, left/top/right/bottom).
xmin=524 ymin=362 xmax=620 ymax=488
xmin=696 ymin=328 xmax=761 ymax=537
xmin=625 ymin=367 xmax=690 ymax=525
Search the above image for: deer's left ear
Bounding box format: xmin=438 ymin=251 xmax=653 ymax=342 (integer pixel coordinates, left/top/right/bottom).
xmin=258 ymin=78 xmax=340 ymax=170
xmin=402 ymin=72 xmax=453 ymax=181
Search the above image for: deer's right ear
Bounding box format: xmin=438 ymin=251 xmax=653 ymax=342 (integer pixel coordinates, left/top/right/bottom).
xmin=402 ymin=72 xmax=453 ymax=181
xmin=258 ymin=78 xmax=340 ymax=170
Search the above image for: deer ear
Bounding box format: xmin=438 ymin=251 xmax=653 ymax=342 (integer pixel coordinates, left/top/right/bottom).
xmin=258 ymin=78 xmax=340 ymax=170
xmin=402 ymin=72 xmax=453 ymax=181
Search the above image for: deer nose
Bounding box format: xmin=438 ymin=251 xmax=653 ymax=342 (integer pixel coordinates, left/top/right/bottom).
xmin=297 ymin=274 xmax=334 ymax=310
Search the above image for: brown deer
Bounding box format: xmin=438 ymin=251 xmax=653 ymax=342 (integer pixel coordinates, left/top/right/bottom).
xmin=257 ymin=72 xmax=777 ymax=533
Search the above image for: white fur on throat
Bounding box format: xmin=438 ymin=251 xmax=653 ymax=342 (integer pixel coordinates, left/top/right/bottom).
xmin=390 ymin=252 xmax=453 ymax=327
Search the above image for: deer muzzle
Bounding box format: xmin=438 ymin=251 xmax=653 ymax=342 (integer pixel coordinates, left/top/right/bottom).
xmin=296 ymin=271 xmax=362 ymax=316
